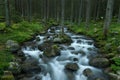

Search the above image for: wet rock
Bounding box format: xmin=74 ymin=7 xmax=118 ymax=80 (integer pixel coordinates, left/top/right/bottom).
xmin=43 ymin=45 xmax=60 ymax=57
xmin=72 ymin=50 xmax=85 ymax=55
xmin=35 ymin=37 xmax=41 ymax=41
xmin=95 ymin=78 xmax=105 ymax=80
xmin=34 ymin=76 xmax=42 ymax=80
xmin=53 ymin=34 xmax=72 ymax=44
xmin=89 ymin=58 xmax=109 ymax=68
xmin=65 ymin=63 xmax=79 ymax=71
xmin=6 ymin=40 xmax=20 ymax=52
xmin=53 ymin=37 xmax=61 ymax=43
xmin=17 ymin=50 xmax=26 ymax=61
xmin=88 ymin=48 xmax=93 ymax=51
xmin=73 ymin=58 xmax=78 ymax=61
xmin=1 ymin=71 xmax=15 ymax=80
xmin=38 ymin=41 xmax=52 ymax=51
xmin=17 ymin=50 xmax=24 ymax=57
xmin=23 ymin=42 xmax=37 ymax=49
xmin=68 ymin=47 xmax=75 ymax=50
xmin=83 ymin=68 xmax=93 ymax=77
xmin=87 ymin=41 xmax=93 ymax=45
xmin=77 ymin=40 xmax=82 ymax=43
xmin=108 ymin=72 xmax=120 ymax=80
xmin=9 ymin=62 xmax=21 ymax=75
xmin=21 ymin=58 xmax=41 ymax=73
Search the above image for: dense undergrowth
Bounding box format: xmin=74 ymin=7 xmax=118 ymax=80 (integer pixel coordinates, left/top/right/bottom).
xmin=0 ymin=20 xmax=120 ymax=78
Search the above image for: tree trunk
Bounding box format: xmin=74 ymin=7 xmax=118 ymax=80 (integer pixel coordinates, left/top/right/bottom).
xmin=96 ymin=0 xmax=101 ymax=20
xmin=103 ymin=0 xmax=114 ymax=37
xmin=118 ymin=5 xmax=120 ymax=23
xmin=85 ymin=0 xmax=91 ymax=28
xmin=61 ymin=0 xmax=65 ymax=35
xmin=78 ymin=0 xmax=83 ymax=25
xmin=70 ymin=0 xmax=74 ymax=24
xmin=28 ymin=0 xmax=32 ymax=22
xmin=5 ymin=0 xmax=10 ymax=27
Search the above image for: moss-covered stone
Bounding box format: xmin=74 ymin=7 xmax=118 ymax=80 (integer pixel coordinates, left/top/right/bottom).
xmin=1 ymin=71 xmax=15 ymax=80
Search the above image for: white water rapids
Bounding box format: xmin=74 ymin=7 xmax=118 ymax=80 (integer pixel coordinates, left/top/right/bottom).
xmin=21 ymin=26 xmax=108 ymax=80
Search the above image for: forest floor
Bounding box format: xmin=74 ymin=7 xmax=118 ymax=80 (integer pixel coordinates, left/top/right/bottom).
xmin=0 ymin=21 xmax=120 ymax=78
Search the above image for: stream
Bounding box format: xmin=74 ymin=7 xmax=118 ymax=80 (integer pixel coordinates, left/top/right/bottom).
xmin=20 ymin=26 xmax=108 ymax=80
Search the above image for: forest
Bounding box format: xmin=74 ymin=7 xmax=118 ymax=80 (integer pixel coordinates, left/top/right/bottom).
xmin=0 ymin=0 xmax=120 ymax=80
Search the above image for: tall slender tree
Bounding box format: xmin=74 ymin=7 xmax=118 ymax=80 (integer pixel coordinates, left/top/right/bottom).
xmin=85 ymin=0 xmax=91 ymax=28
xmin=28 ymin=0 xmax=32 ymax=22
xmin=78 ymin=0 xmax=83 ymax=25
xmin=70 ymin=0 xmax=74 ymax=24
xmin=103 ymin=0 xmax=114 ymax=37
xmin=118 ymin=5 xmax=120 ymax=23
xmin=5 ymin=0 xmax=10 ymax=27
xmin=61 ymin=0 xmax=65 ymax=34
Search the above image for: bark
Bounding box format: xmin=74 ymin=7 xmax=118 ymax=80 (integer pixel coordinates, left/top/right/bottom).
xmin=70 ymin=0 xmax=74 ymax=24
xmin=118 ymin=5 xmax=120 ymax=23
xmin=28 ymin=0 xmax=32 ymax=22
xmin=78 ymin=0 xmax=83 ymax=25
xmin=96 ymin=0 xmax=101 ymax=20
xmin=5 ymin=0 xmax=10 ymax=27
xmin=103 ymin=0 xmax=114 ymax=37
xmin=61 ymin=0 xmax=65 ymax=34
xmin=85 ymin=0 xmax=91 ymax=28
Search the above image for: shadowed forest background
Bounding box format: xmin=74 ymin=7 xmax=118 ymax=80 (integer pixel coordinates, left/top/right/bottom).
xmin=0 ymin=0 xmax=120 ymax=80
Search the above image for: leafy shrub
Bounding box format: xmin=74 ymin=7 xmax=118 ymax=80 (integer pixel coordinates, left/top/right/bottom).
xmin=0 ymin=23 xmax=5 ymax=31
xmin=111 ymin=57 xmax=120 ymax=71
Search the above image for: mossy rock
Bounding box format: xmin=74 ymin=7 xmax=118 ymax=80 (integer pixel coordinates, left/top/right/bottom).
xmin=43 ymin=44 xmax=60 ymax=57
xmin=53 ymin=34 xmax=72 ymax=44
xmin=1 ymin=71 xmax=15 ymax=80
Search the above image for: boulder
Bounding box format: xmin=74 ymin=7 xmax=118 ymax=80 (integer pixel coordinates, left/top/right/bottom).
xmin=35 ymin=37 xmax=41 ymax=41
xmin=1 ymin=71 xmax=15 ymax=80
xmin=89 ymin=58 xmax=109 ymax=68
xmin=23 ymin=42 xmax=37 ymax=50
xmin=108 ymin=72 xmax=120 ymax=80
xmin=83 ymin=68 xmax=93 ymax=77
xmin=38 ymin=41 xmax=52 ymax=51
xmin=65 ymin=63 xmax=79 ymax=71
xmin=53 ymin=34 xmax=72 ymax=44
xmin=68 ymin=47 xmax=75 ymax=50
xmin=6 ymin=40 xmax=20 ymax=52
xmin=53 ymin=37 xmax=62 ymax=43
xmin=43 ymin=45 xmax=60 ymax=57
xmin=95 ymin=78 xmax=105 ymax=80
xmin=21 ymin=58 xmax=41 ymax=73
xmin=9 ymin=62 xmax=21 ymax=75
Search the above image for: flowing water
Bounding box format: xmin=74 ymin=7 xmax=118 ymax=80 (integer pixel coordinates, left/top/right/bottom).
xmin=21 ymin=26 xmax=108 ymax=80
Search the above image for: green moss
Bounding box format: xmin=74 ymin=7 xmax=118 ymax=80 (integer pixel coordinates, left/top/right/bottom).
xmin=1 ymin=75 xmax=15 ymax=80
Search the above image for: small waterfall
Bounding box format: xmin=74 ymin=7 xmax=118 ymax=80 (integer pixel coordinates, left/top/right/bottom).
xmin=21 ymin=26 xmax=108 ymax=80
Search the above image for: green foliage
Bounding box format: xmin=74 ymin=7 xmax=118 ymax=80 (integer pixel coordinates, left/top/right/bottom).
xmin=11 ymin=15 xmax=22 ymax=23
xmin=0 ymin=50 xmax=14 ymax=78
xmin=0 ymin=21 xmax=44 ymax=43
xmin=111 ymin=57 xmax=120 ymax=71
xmin=1 ymin=75 xmax=15 ymax=80
xmin=0 ymin=23 xmax=6 ymax=31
